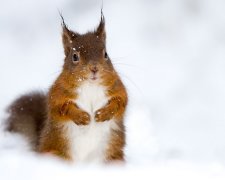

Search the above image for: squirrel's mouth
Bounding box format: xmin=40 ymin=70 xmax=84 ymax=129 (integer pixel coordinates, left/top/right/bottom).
xmin=90 ymin=76 xmax=97 ymax=80
xmin=90 ymin=72 xmax=98 ymax=81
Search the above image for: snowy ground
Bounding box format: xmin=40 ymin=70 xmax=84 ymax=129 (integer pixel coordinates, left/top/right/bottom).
xmin=1 ymin=0 xmax=225 ymax=179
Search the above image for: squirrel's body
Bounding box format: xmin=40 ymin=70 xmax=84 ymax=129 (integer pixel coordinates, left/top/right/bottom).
xmin=6 ymin=13 xmax=128 ymax=163
xmin=39 ymin=74 xmax=126 ymax=162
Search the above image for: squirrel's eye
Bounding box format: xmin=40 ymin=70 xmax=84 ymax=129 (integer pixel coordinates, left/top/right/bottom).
xmin=72 ymin=53 xmax=79 ymax=63
xmin=104 ymin=52 xmax=108 ymax=60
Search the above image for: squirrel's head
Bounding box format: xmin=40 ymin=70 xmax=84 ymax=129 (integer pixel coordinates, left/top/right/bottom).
xmin=61 ymin=13 xmax=116 ymax=83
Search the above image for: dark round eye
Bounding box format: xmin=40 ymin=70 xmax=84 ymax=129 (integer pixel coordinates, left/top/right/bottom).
xmin=104 ymin=52 xmax=108 ymax=60
xmin=72 ymin=53 xmax=79 ymax=63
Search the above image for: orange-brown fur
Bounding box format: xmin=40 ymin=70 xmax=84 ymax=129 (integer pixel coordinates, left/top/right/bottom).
xmin=6 ymin=13 xmax=128 ymax=163
xmin=39 ymin=14 xmax=128 ymax=162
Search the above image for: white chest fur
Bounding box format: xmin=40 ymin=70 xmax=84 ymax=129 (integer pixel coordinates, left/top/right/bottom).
xmin=75 ymin=80 xmax=108 ymax=115
xmin=64 ymin=80 xmax=116 ymax=163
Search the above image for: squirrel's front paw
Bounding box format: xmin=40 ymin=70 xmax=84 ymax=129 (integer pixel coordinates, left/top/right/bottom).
xmin=95 ymin=108 xmax=114 ymax=122
xmin=73 ymin=111 xmax=90 ymax=125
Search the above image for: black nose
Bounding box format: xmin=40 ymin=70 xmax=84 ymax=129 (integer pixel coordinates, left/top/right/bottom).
xmin=90 ymin=66 xmax=98 ymax=73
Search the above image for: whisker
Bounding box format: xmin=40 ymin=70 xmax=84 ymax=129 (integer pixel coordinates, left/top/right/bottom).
xmin=111 ymin=56 xmax=128 ymax=60
xmin=113 ymin=63 xmax=137 ymax=68
xmin=117 ymin=71 xmax=144 ymax=97
xmin=111 ymin=59 xmax=144 ymax=71
xmin=102 ymin=69 xmax=144 ymax=97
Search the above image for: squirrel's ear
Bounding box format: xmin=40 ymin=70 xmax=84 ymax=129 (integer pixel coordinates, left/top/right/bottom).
xmin=60 ymin=14 xmax=78 ymax=56
xmin=62 ymin=26 xmax=74 ymax=56
xmin=95 ymin=11 xmax=106 ymax=41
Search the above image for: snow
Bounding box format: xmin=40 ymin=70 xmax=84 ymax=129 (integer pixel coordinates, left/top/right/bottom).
xmin=1 ymin=0 xmax=225 ymax=179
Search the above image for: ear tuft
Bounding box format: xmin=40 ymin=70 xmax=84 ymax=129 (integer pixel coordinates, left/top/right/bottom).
xmin=59 ymin=13 xmax=78 ymax=56
xmin=96 ymin=10 xmax=106 ymax=40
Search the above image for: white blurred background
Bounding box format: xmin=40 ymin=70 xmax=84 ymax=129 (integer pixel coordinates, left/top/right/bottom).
xmin=1 ymin=0 xmax=225 ymax=179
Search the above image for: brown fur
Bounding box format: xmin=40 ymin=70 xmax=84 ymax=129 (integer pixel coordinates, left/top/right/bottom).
xmin=6 ymin=92 xmax=47 ymax=149
xmin=6 ymin=14 xmax=128 ymax=163
xmin=39 ymin=14 xmax=128 ymax=162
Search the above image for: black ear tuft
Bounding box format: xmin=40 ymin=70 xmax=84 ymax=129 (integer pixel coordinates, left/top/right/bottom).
xmin=59 ymin=12 xmax=67 ymax=29
xmin=59 ymin=12 xmax=73 ymax=38
xmin=96 ymin=9 xmax=106 ymax=40
xmin=59 ymin=12 xmax=78 ymax=56
xmin=100 ymin=8 xmax=105 ymax=26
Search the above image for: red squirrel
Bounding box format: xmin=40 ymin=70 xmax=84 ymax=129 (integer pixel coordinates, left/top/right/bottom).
xmin=6 ymin=13 xmax=128 ymax=163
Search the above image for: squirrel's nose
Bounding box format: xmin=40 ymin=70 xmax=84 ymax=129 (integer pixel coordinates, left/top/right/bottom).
xmin=90 ymin=65 xmax=98 ymax=74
